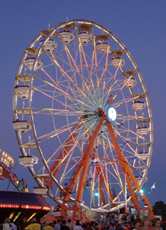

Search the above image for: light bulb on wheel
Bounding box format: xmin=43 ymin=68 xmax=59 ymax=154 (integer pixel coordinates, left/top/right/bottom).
xmin=107 ymin=106 xmax=117 ymax=122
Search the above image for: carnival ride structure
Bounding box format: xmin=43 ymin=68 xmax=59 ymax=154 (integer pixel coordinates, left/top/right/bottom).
xmin=12 ymin=19 xmax=153 ymax=218
xmin=0 ymin=149 xmax=28 ymax=192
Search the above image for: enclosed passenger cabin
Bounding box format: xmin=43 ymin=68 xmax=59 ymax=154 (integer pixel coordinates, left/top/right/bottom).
xmin=78 ymin=32 xmax=93 ymax=44
xmin=96 ymin=34 xmax=110 ymax=53
xmin=59 ymin=31 xmax=75 ymax=43
xmin=19 ymin=155 xmax=39 ymax=167
xmin=24 ymin=57 xmax=43 ymax=71
xmin=138 ymin=152 xmax=149 ymax=161
xmin=132 ymin=100 xmax=146 ymax=111
xmin=12 ymin=120 xmax=31 ymax=132
xmin=111 ymin=50 xmax=125 ymax=67
xmin=123 ymin=78 xmax=137 ymax=88
xmin=111 ymin=57 xmax=125 ymax=67
xmin=77 ymin=23 xmax=93 ymax=44
xmin=96 ymin=43 xmax=109 ymax=53
xmin=40 ymin=39 xmax=58 ymax=52
xmin=14 ymin=86 xmax=30 ymax=99
xmin=136 ymin=126 xmax=150 ymax=136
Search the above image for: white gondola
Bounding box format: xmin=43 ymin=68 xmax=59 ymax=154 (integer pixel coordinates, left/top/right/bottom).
xmin=24 ymin=57 xmax=43 ymax=71
xmin=96 ymin=43 xmax=109 ymax=53
xmin=12 ymin=120 xmax=31 ymax=132
xmin=136 ymin=126 xmax=150 ymax=136
xmin=78 ymin=32 xmax=92 ymax=44
xmin=59 ymin=31 xmax=75 ymax=43
xmin=33 ymin=187 xmax=48 ymax=196
xmin=111 ymin=57 xmax=125 ymax=67
xmin=138 ymin=152 xmax=149 ymax=161
xmin=40 ymin=39 xmax=58 ymax=52
xmin=132 ymin=101 xmax=146 ymax=111
xmin=123 ymin=78 xmax=137 ymax=88
xmin=14 ymin=86 xmax=29 ymax=99
xmin=19 ymin=155 xmax=39 ymax=167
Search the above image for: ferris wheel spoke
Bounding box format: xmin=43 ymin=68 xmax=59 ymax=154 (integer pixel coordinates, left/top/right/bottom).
xmin=98 ymin=137 xmax=122 ymax=189
xmin=113 ymin=75 xmax=134 ymax=101
xmin=45 ymin=122 xmax=85 ymax=165
xmin=48 ymin=51 xmax=96 ymax=109
xmin=77 ymin=38 xmax=94 ymax=88
xmin=92 ymin=37 xmax=100 ymax=93
xmin=32 ymin=86 xmax=82 ymax=111
xmin=101 ymin=134 xmax=124 ymax=187
xmin=117 ymin=114 xmax=145 ymax=122
xmin=113 ymin=128 xmax=146 ymax=165
xmin=31 ymin=107 xmax=85 ymax=118
xmin=103 ymin=72 xmax=123 ymax=109
xmin=65 ymin=39 xmax=98 ymax=107
xmin=99 ymin=46 xmax=110 ymax=83
xmin=99 ymin=49 xmax=110 ymax=108
xmin=79 ymin=48 xmax=99 ymax=105
xmin=50 ymin=51 xmax=96 ymax=106
xmin=95 ymin=159 xmax=115 ymax=204
xmin=35 ymin=123 xmax=77 ymax=144
xmin=33 ymin=75 xmax=94 ymax=111
xmin=102 ymin=138 xmax=119 ymax=182
xmin=45 ymin=118 xmax=98 ymax=187
xmin=45 ymin=124 xmax=82 ymax=188
xmin=109 ymin=65 xmax=122 ymax=90
xmin=114 ymin=97 xmax=136 ymax=108
xmin=115 ymin=121 xmax=149 ymax=143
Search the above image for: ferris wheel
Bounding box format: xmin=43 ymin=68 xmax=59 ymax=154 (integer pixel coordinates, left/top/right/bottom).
xmin=13 ymin=19 xmax=153 ymax=217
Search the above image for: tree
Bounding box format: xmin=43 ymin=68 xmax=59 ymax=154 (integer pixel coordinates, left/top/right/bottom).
xmin=153 ymin=201 xmax=166 ymax=219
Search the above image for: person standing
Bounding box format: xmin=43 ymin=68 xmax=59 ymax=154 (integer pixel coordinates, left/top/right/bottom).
xmin=115 ymin=221 xmax=124 ymax=230
xmin=61 ymin=220 xmax=70 ymax=230
xmin=132 ymin=220 xmax=140 ymax=230
xmin=73 ymin=221 xmax=83 ymax=230
xmin=43 ymin=221 xmax=54 ymax=230
xmin=142 ymin=217 xmax=154 ymax=230
xmin=2 ymin=218 xmax=11 ymax=230
xmin=153 ymin=219 xmax=162 ymax=230
xmin=54 ymin=220 xmax=61 ymax=230
xmin=66 ymin=219 xmax=73 ymax=230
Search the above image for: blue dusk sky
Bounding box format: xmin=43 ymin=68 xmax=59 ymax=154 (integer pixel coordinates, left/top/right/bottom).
xmin=0 ymin=1 xmax=166 ymax=208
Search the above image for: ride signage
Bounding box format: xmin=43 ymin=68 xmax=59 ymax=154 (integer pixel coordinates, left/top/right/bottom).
xmin=73 ymin=211 xmax=82 ymax=221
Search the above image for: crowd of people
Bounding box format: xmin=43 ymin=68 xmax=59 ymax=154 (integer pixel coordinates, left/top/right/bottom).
xmin=0 ymin=214 xmax=165 ymax=230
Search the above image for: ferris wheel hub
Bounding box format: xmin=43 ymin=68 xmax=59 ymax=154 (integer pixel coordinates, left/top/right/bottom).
xmin=97 ymin=108 xmax=105 ymax=117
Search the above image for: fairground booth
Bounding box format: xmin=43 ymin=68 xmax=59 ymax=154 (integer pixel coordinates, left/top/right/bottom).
xmin=0 ymin=190 xmax=51 ymax=223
